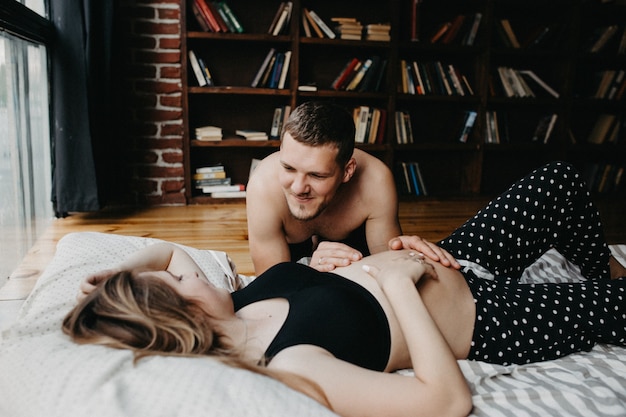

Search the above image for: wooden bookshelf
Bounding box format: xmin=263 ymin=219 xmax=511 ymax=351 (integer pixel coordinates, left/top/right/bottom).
xmin=181 ymin=0 xmax=626 ymax=203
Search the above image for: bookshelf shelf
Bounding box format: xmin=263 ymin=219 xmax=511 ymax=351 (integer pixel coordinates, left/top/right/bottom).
xmin=182 ymin=0 xmax=626 ymax=204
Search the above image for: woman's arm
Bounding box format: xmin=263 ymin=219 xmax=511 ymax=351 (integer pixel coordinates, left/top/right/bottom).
xmin=78 ymin=242 xmax=207 ymax=299
xmin=269 ymin=256 xmax=472 ymax=417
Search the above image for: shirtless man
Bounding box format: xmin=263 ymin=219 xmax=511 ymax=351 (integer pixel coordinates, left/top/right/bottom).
xmin=246 ymin=101 xmax=459 ymax=275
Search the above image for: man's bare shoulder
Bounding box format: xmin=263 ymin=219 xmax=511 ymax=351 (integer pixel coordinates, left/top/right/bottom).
xmin=352 ymin=149 xmax=394 ymax=185
xmin=248 ymin=152 xmax=280 ymax=190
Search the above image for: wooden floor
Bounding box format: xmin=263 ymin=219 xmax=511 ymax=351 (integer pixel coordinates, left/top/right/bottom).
xmin=1 ymin=198 xmax=624 ymax=302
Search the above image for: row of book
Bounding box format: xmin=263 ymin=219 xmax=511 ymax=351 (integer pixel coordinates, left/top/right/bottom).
xmin=485 ymin=111 xmax=558 ymax=145
xmin=396 ymin=161 xmax=428 ymax=196
xmin=399 ymin=60 xmax=474 ymax=96
xmin=394 ymin=111 xmax=415 ymax=144
xmin=188 ymin=50 xmax=215 ymax=87
xmin=586 ymin=69 xmax=626 ymax=100
xmin=352 ymin=106 xmax=387 ymax=144
xmin=493 ymin=67 xmax=559 ymax=99
xmin=587 ymin=114 xmax=624 ymax=145
xmin=191 ymin=0 xmax=243 ymax=33
xmin=428 ymin=13 xmax=482 ymax=46
xmin=331 ymin=56 xmax=388 ymax=92
xmin=583 ymin=163 xmax=624 ymax=195
xmin=194 ymin=165 xmax=246 ymax=197
xmin=251 ymin=48 xmax=292 ymax=89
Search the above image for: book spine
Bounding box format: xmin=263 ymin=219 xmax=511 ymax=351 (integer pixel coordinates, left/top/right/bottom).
xmin=251 ymin=48 xmax=276 ymax=87
xmin=278 ymin=50 xmax=292 ymax=89
xmin=188 ymin=50 xmax=208 ymax=86
xmin=218 ymin=1 xmax=244 ymax=33
xmin=195 ymin=0 xmax=223 ymax=32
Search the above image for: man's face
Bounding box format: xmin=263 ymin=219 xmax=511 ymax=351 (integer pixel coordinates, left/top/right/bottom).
xmin=278 ymin=133 xmax=349 ymax=221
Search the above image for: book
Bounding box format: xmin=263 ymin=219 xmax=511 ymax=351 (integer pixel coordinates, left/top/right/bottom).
xmin=194 ymin=177 xmax=231 ymax=187
xmin=410 ymin=0 xmax=421 ymax=41
xmin=188 ymin=50 xmax=208 ymax=86
xmin=268 ymin=2 xmax=286 ymax=34
xmin=587 ymin=114 xmax=617 ymax=144
xmin=354 ymin=106 xmax=370 ymax=143
xmin=589 ymin=25 xmax=619 ymax=53
xmin=195 ymin=125 xmax=222 ymax=141
xmin=303 ymin=8 xmax=324 ymax=38
xmin=307 ymin=9 xmax=336 ymax=39
xmin=430 ymin=22 xmax=451 ymax=43
xmin=271 ymin=2 xmax=292 ymax=36
xmin=277 ymin=50 xmax=292 ymax=89
xmin=269 ymin=107 xmax=283 ymax=139
xmin=531 ymin=114 xmax=558 ymax=144
xmin=462 ymin=13 xmax=482 ymax=46
xmin=458 ymin=111 xmax=477 ymax=143
xmin=346 ymin=58 xmax=372 ymax=91
xmin=210 ymin=190 xmax=247 ymax=198
xmin=268 ymin=52 xmax=285 ymax=88
xmin=499 ymin=19 xmax=520 ymax=48
xmin=196 ymin=56 xmax=214 ymax=86
xmin=301 ymin=11 xmax=312 ymax=37
xmin=201 ymin=184 xmax=245 ymax=193
xmin=194 ymin=170 xmax=227 ymax=179
xmin=251 ymin=48 xmax=276 ymax=87
xmin=191 ymin=2 xmax=211 ymax=31
xmin=236 ymin=129 xmax=269 ymax=140
xmin=441 ymin=15 xmax=466 ymax=44
xmin=217 ymin=1 xmax=244 ymax=33
xmin=518 ymin=70 xmax=559 ymax=98
xmin=194 ymin=0 xmax=223 ymax=32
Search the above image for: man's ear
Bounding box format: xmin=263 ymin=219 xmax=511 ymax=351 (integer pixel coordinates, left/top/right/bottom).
xmin=342 ymin=157 xmax=357 ymax=183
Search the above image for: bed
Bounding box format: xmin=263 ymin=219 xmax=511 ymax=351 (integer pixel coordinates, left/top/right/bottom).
xmin=1 ymin=232 xmax=625 ymax=417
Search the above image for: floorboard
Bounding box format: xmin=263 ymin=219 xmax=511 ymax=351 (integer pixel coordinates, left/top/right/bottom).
xmin=1 ymin=198 xmax=623 ymax=302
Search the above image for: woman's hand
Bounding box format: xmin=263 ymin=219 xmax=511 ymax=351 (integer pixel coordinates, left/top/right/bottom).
xmin=77 ymin=268 xmax=120 ymax=301
xmin=362 ymin=252 xmax=438 ymax=288
xmin=311 ymin=240 xmax=363 ymax=272
xmin=388 ymin=235 xmax=460 ymax=269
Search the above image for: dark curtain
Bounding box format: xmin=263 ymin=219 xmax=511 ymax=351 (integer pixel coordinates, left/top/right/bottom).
xmin=49 ymin=0 xmax=114 ymax=216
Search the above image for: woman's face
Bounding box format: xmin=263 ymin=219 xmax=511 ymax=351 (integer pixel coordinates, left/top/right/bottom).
xmin=139 ymin=270 xmax=234 ymax=317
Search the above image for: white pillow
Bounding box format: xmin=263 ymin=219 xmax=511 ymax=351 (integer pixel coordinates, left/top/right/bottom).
xmin=0 ymin=232 xmax=337 ymax=417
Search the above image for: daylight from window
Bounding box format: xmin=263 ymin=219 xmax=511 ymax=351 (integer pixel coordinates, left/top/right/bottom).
xmin=0 ymin=33 xmax=53 ymax=284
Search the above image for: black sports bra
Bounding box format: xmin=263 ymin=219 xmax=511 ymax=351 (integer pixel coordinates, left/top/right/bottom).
xmin=231 ymin=262 xmax=390 ymax=371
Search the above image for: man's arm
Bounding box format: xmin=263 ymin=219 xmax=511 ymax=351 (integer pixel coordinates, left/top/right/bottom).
xmin=246 ymin=160 xmax=292 ymax=275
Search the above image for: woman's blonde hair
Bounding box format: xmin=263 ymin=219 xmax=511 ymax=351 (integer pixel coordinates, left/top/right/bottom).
xmin=62 ymin=271 xmax=330 ymax=408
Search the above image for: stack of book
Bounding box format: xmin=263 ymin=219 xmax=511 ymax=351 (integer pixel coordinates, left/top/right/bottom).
xmin=399 ymin=60 xmax=474 ymax=96
xmin=352 ymin=106 xmax=387 ymax=144
xmin=195 ymin=125 xmax=222 ymax=141
xmin=394 ymin=110 xmax=415 ymax=144
xmin=194 ymin=165 xmax=246 ymax=198
xmin=365 ymin=23 xmax=391 ymax=41
xmin=301 ymin=8 xmax=336 ymax=39
xmin=251 ymin=48 xmax=292 ymax=89
xmin=331 ymin=17 xmax=363 ymax=40
xmin=331 ymin=56 xmax=388 ymax=92
xmin=191 ymin=0 xmax=244 ymax=33
xmin=236 ymin=129 xmax=268 ymax=141
xmin=268 ymin=2 xmax=293 ymax=35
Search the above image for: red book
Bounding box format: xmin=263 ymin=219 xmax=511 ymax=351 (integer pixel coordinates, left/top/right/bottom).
xmin=207 ymin=1 xmax=230 ymax=32
xmin=332 ymin=58 xmax=360 ymax=90
xmin=195 ymin=0 xmax=222 ymax=32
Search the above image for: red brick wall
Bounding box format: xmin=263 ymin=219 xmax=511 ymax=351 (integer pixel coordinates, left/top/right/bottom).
xmin=115 ymin=0 xmax=186 ymax=205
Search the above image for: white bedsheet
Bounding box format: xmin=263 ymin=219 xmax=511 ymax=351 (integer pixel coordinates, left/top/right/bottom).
xmin=1 ymin=232 xmax=624 ymax=417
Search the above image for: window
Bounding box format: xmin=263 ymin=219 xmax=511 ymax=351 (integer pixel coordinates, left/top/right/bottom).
xmin=0 ymin=1 xmax=54 ymax=283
